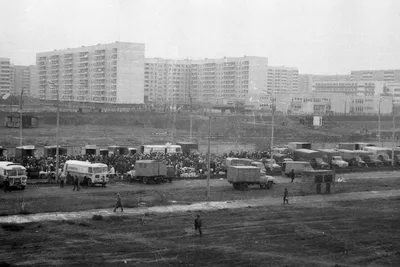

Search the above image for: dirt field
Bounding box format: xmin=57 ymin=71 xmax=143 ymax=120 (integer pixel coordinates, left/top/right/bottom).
xmin=1 ymin=196 xmax=399 ymax=266
xmin=1 ymin=174 xmax=400 ymax=216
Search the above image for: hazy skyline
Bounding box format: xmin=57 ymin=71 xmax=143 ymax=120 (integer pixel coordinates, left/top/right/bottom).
xmin=1 ymin=0 xmax=400 ymax=74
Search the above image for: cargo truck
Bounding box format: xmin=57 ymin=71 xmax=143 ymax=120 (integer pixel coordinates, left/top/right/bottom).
xmin=317 ymin=149 xmax=348 ymax=168
xmin=363 ymin=147 xmax=392 ymax=165
xmin=338 ymin=149 xmax=367 ymax=167
xmin=337 ymin=142 xmax=376 ymax=151
xmin=293 ymin=149 xmax=329 ymax=169
xmin=132 ymin=160 xmax=172 ymax=184
xmin=227 ymin=166 xmax=274 ymax=191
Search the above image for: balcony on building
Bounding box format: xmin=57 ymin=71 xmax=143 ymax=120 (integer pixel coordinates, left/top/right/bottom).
xmin=94 ymin=68 xmax=105 ymax=73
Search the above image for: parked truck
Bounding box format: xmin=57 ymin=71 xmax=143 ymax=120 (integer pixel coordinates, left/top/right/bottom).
xmin=293 ymin=149 xmax=330 ymax=169
xmin=221 ymin=157 xmax=253 ymax=173
xmin=337 ymin=142 xmax=376 ymax=151
xmin=363 ymin=147 xmax=392 ymax=165
xmin=338 ymin=149 xmax=367 ymax=167
xmin=227 ymin=166 xmax=274 ymax=191
xmin=132 ymin=160 xmax=172 ymax=184
xmin=317 ymin=149 xmax=348 ymax=168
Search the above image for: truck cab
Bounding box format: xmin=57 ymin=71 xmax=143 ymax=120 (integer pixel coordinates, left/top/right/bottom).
xmin=348 ymin=156 xmax=367 ymax=167
xmin=331 ymin=156 xmax=348 ymax=168
xmin=360 ymin=155 xmax=383 ymax=167
xmin=310 ymin=158 xmax=330 ymax=169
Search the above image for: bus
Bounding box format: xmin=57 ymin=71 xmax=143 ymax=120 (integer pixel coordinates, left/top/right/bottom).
xmin=139 ymin=144 xmax=182 ymax=154
xmin=63 ymin=160 xmax=109 ymax=186
xmin=0 ymin=161 xmax=28 ymax=190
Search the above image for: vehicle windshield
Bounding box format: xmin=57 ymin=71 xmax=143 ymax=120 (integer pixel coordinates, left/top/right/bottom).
xmin=6 ymin=170 xmax=17 ymax=176
xmin=92 ymin=167 xmax=108 ymax=173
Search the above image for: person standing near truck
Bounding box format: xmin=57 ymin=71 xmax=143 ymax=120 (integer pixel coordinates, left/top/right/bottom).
xmin=3 ymin=177 xmax=11 ymax=193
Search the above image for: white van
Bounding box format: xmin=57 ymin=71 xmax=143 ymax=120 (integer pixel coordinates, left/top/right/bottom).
xmin=0 ymin=161 xmax=28 ymax=189
xmin=63 ymin=160 xmax=109 ymax=186
xmin=282 ymin=161 xmax=314 ymax=176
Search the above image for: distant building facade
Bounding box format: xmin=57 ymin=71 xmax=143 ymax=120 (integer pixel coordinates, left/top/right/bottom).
xmin=0 ymin=58 xmax=12 ymax=95
xmin=266 ymin=66 xmax=298 ymax=94
xmin=299 ymin=74 xmax=351 ymax=92
xmin=12 ymin=65 xmax=37 ymax=96
xmin=249 ymin=92 xmax=393 ymax=115
xmin=351 ymin=70 xmax=400 ymax=82
xmin=312 ymin=81 xmax=386 ymax=97
xmin=144 ymin=56 xmax=268 ymax=105
xmin=36 ymin=42 xmax=145 ymax=104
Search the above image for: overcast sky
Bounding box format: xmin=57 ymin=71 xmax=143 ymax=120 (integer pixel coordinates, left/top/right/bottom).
xmin=1 ymin=0 xmax=400 ymax=74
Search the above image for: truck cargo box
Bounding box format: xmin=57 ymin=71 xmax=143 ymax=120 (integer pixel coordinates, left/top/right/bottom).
xmin=135 ymin=160 xmax=167 ymax=177
xmin=226 ymin=166 xmax=260 ymax=183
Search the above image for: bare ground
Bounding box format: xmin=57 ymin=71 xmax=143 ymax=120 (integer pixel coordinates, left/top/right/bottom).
xmin=0 ymin=197 xmax=399 ymax=266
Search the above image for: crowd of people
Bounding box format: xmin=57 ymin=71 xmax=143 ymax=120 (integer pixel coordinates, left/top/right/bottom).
xmin=0 ymin=149 xmax=272 ymax=179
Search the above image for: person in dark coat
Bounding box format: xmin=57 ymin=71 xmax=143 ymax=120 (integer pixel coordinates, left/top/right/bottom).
xmin=194 ymin=214 xmax=203 ymax=236
xmin=283 ymin=188 xmax=289 ymax=204
xmin=3 ymin=177 xmax=11 ymax=193
xmin=73 ymin=175 xmax=80 ymax=191
xmin=290 ymin=169 xmax=295 ymax=183
xmin=113 ymin=193 xmax=123 ymax=212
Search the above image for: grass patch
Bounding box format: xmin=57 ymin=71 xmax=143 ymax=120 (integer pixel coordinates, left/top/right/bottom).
xmin=92 ymin=214 xmax=104 ymax=221
xmin=1 ymin=223 xmax=25 ymax=232
xmin=19 ymin=210 xmax=32 ymax=215
xmin=78 ymin=221 xmax=91 ymax=227
xmin=108 ymin=215 xmax=130 ymax=221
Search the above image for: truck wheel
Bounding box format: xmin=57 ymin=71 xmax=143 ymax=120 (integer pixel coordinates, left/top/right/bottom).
xmin=233 ymin=183 xmax=239 ymax=190
xmin=267 ymin=181 xmax=273 ymax=189
xmin=239 ymin=183 xmax=249 ymax=191
xmin=168 ymin=178 xmax=172 ymax=183
xmin=260 ymin=184 xmax=267 ymax=189
xmin=155 ymin=179 xmax=161 ymax=184
xmin=142 ymin=177 xmax=148 ymax=184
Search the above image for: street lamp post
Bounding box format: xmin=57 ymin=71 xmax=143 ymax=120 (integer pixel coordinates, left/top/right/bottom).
xmin=207 ymin=115 xmax=211 ymax=200
xmin=262 ymin=91 xmax=275 ymax=159
xmin=378 ymin=98 xmax=382 ymax=146
xmin=48 ymin=81 xmax=60 ymax=179
xmin=392 ymin=95 xmax=395 ymax=166
xmin=19 ymin=88 xmax=25 ymax=147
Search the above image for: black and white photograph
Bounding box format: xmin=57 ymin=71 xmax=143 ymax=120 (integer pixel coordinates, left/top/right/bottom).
xmin=0 ymin=0 xmax=400 ymax=266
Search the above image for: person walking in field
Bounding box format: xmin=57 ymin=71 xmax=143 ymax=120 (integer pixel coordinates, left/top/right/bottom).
xmin=113 ymin=193 xmax=123 ymax=212
xmin=283 ymin=188 xmax=289 ymax=204
xmin=73 ymin=175 xmax=80 ymax=191
xmin=290 ymin=169 xmax=295 ymax=183
xmin=194 ymin=214 xmax=203 ymax=236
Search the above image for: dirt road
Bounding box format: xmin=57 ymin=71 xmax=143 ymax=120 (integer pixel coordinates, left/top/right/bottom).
xmin=1 ymin=189 xmax=399 ymax=224
xmin=1 ymin=193 xmax=399 ymax=266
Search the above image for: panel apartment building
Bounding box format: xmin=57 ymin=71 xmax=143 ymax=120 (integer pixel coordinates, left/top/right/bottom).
xmin=351 ymin=69 xmax=400 ymax=82
xmin=298 ymin=74 xmax=351 ymax=92
xmin=312 ymin=81 xmax=386 ymax=97
xmin=0 ymin=58 xmax=12 ymax=95
xmin=36 ymin=42 xmax=145 ymax=104
xmin=13 ymin=65 xmax=37 ymax=96
xmin=144 ymin=56 xmax=268 ymax=105
xmin=266 ymin=66 xmax=299 ymax=94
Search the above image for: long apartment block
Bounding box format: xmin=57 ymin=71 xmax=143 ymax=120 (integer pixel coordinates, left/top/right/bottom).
xmin=266 ymin=66 xmax=299 ymax=94
xmin=0 ymin=58 xmax=12 ymax=95
xmin=36 ymin=42 xmax=145 ymax=104
xmin=144 ymin=56 xmax=268 ymax=104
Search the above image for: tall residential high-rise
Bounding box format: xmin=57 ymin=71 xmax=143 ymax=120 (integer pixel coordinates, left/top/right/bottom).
xmin=36 ymin=42 xmax=145 ymax=104
xmin=13 ymin=65 xmax=36 ymax=96
xmin=266 ymin=66 xmax=298 ymax=94
xmin=351 ymin=70 xmax=400 ymax=82
xmin=0 ymin=58 xmax=12 ymax=95
xmin=144 ymin=56 xmax=268 ymax=105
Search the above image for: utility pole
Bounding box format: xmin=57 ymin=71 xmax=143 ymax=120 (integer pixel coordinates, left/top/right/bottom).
xmin=271 ymin=97 xmax=275 ymax=160
xmin=207 ymin=115 xmax=211 ymax=200
xmin=190 ymin=114 xmax=193 ymax=141
xmin=378 ymin=98 xmax=382 ymax=146
xmin=19 ymin=88 xmax=24 ymax=147
xmin=392 ymin=95 xmax=395 ymax=166
xmin=49 ymin=81 xmax=60 ymax=180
